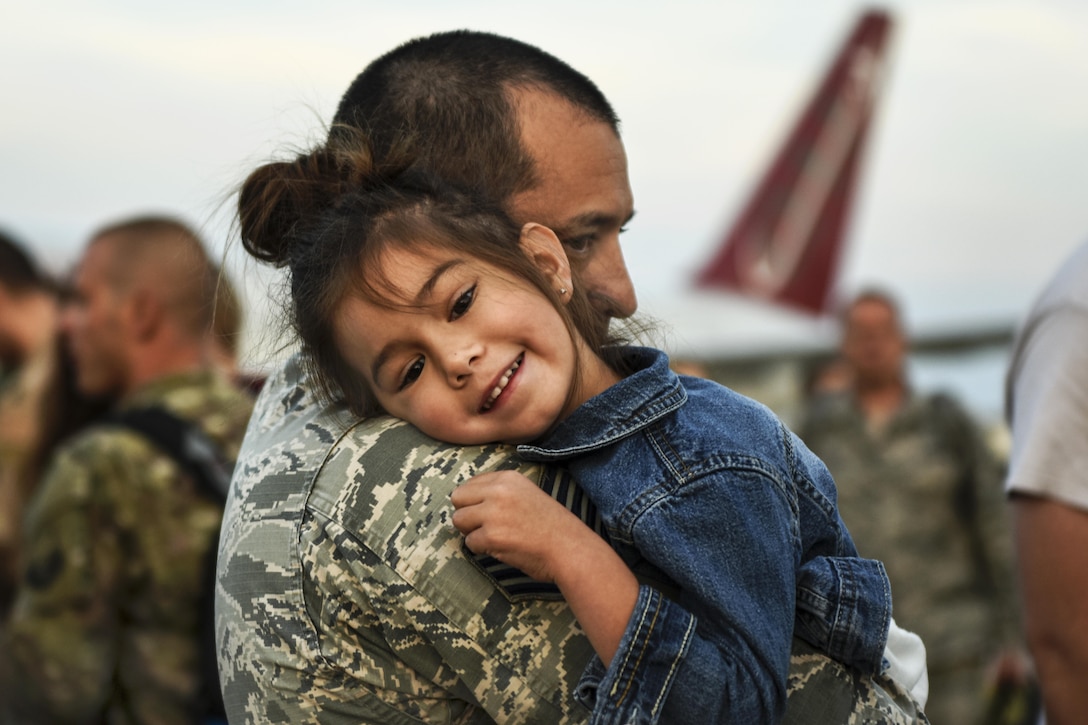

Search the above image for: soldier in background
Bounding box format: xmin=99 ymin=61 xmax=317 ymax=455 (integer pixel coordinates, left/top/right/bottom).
xmin=207 ymin=264 xmax=264 ymax=395
xmin=798 ymin=288 xmax=1026 ymax=724
xmin=0 ymin=230 xmax=58 ymax=618
xmin=1 ymin=216 xmax=254 ymax=723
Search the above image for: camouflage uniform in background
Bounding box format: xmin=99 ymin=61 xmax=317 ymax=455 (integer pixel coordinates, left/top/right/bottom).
xmin=799 ymin=391 xmax=1018 ymax=725
xmin=0 ymin=370 xmax=254 ymax=725
xmin=0 ymin=343 xmax=52 ymax=615
xmin=217 ymin=353 xmax=926 ymax=724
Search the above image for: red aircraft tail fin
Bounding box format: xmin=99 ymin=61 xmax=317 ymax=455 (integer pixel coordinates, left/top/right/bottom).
xmin=693 ymin=9 xmax=894 ymax=316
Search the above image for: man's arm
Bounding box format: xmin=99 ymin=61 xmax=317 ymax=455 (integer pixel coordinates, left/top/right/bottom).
xmin=1013 ymin=495 xmax=1088 ymax=725
xmin=1006 ymin=300 xmax=1088 ymax=724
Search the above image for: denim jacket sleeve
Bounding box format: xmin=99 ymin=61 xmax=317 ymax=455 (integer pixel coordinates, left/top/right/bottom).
xmin=573 ymin=455 xmax=800 ymax=724
xmin=570 ymin=443 xmax=891 ymax=722
xmin=573 ymin=586 xmax=696 ymax=724
xmin=520 ymin=351 xmax=893 ymax=723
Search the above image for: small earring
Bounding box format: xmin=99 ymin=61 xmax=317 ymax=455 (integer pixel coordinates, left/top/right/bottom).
xmin=559 ymin=287 xmax=567 ymax=296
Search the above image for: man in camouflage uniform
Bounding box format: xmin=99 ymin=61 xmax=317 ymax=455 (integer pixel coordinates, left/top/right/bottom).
xmin=799 ymin=289 xmax=1024 ymax=725
xmin=0 ymin=217 xmax=254 ymax=723
xmin=0 ymin=231 xmax=58 ymax=617
xmin=219 ymin=32 xmax=927 ymax=723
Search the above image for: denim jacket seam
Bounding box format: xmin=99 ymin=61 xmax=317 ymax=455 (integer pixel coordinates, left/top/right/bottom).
xmin=828 ymin=556 xmax=854 ymax=658
xmin=519 ymin=382 xmax=686 ymax=461
xmin=782 ymin=425 xmax=840 ymax=538
xmin=613 ymin=450 xmax=794 ymax=543
xmin=651 ymin=610 xmax=697 ymax=719
xmin=611 ymin=589 xmax=664 ymax=706
xmin=644 ymin=426 xmax=689 ymax=485
xmin=606 ymin=588 xmax=695 ymax=722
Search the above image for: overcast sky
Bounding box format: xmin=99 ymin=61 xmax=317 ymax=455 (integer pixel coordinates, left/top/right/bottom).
xmin=3 ymin=0 xmax=1087 ymax=385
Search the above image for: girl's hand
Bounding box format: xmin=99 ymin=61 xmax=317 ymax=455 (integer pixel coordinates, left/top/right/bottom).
xmin=450 ymin=470 xmax=586 ymax=582
xmin=453 ymin=470 xmax=640 ymax=666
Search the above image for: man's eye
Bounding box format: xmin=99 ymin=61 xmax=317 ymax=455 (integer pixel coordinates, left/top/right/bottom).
xmin=400 ymin=358 xmax=424 ymax=390
xmin=451 ymin=285 xmax=475 ymax=320
xmin=563 ymin=236 xmax=593 ymax=254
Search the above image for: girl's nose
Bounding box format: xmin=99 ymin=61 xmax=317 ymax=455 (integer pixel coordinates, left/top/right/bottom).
xmin=443 ymin=341 xmax=483 ymax=386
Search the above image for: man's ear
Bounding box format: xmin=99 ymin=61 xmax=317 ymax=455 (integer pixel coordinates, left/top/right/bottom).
xmin=519 ymin=223 xmax=572 ymax=296
xmin=125 ymin=287 xmax=163 ymax=342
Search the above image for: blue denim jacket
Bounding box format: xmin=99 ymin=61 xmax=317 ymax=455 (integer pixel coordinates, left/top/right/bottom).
xmin=519 ymin=348 xmax=892 ymax=724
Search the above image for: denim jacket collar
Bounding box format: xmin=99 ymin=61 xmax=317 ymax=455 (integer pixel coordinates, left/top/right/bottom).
xmin=519 ymin=347 xmax=686 ymax=460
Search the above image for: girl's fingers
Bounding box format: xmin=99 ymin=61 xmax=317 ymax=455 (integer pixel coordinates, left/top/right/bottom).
xmin=450 ymin=503 xmax=482 ymax=534
xmin=450 ymin=479 xmax=485 ymax=509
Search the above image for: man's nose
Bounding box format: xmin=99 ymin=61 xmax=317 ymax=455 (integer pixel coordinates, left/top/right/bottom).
xmin=58 ymin=304 xmax=79 ymax=337
xmin=587 ymin=238 xmax=638 ymax=319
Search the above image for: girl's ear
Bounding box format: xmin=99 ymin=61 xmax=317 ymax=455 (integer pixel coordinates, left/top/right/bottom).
xmin=519 ymin=223 xmax=572 ymax=299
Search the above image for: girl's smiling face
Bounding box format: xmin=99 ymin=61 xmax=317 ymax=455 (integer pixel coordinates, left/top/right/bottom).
xmin=333 ymin=225 xmax=615 ymax=445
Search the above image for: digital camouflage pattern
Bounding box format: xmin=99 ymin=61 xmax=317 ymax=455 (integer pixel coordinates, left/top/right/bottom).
xmin=799 ymin=391 xmax=1018 ymax=724
xmin=0 ymin=370 xmax=254 ymax=724
xmin=217 ymin=355 xmax=594 ymax=725
xmin=783 ymin=638 xmax=928 ymax=725
xmin=218 ymin=353 xmax=927 ymax=724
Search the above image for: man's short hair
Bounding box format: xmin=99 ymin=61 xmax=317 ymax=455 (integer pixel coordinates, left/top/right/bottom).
xmin=332 ymin=30 xmax=619 ymax=205
xmin=842 ymin=287 xmax=903 ymax=325
xmin=89 ymin=216 xmax=219 ymax=338
xmin=0 ymin=228 xmax=50 ymax=295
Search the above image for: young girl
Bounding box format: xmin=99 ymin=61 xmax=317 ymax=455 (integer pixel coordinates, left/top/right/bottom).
xmin=239 ymin=141 xmax=928 ymax=724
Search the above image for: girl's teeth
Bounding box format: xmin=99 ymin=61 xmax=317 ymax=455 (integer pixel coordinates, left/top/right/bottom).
xmin=484 ymin=358 xmax=521 ymax=409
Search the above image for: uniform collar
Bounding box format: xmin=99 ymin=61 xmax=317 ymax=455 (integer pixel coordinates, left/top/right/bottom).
xmin=120 ymin=368 xmax=219 ymax=411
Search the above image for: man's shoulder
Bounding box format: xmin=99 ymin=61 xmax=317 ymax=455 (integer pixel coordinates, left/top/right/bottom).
xmin=798 ymin=391 xmax=856 ymax=433
xmin=239 ymin=352 xmax=526 ymax=501
xmin=56 ymin=422 xmax=153 ymax=469
xmin=231 ymin=348 xmax=544 ymax=529
xmin=240 ymin=352 xmax=357 ymax=451
xmin=914 ymin=390 xmax=976 ymax=434
xmin=160 ymin=371 xmax=255 ymax=428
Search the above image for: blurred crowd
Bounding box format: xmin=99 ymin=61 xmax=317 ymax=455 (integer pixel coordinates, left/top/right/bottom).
xmin=0 ymin=220 xmax=256 ymax=723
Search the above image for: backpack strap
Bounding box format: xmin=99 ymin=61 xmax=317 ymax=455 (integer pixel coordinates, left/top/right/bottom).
xmin=106 ymin=406 xmax=233 ymax=502
xmin=105 ymin=405 xmax=231 ymax=719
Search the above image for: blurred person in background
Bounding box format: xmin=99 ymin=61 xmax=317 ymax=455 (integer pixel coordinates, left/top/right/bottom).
xmin=799 ymin=288 xmax=1028 ymax=725
xmin=0 ymin=229 xmax=58 ymax=619
xmin=1005 ymin=240 xmax=1088 ymax=725
xmin=0 ymin=216 xmax=253 ymax=724
xmin=207 ymin=264 xmax=264 ymax=395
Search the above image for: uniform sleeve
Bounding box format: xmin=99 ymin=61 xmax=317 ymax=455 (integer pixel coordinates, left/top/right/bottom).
xmin=571 ymin=425 xmax=892 ymax=725
xmin=217 ymin=410 xmax=590 ymax=724
xmin=304 ymin=463 xmax=588 ymax=724
xmin=1 ymin=444 xmax=123 ymax=722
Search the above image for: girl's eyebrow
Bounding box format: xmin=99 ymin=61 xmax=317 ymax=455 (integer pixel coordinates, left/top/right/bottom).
xmin=415 ymin=259 xmax=464 ymax=302
xmin=371 ymin=259 xmax=466 ymax=384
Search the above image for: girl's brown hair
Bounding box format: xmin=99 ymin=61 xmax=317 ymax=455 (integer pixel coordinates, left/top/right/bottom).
xmin=238 ymin=129 xmax=629 ymax=417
